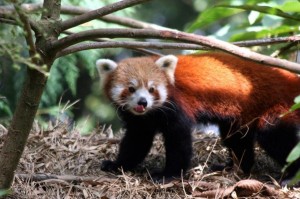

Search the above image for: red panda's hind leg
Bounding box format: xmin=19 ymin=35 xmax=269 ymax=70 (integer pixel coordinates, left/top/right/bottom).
xmin=256 ymin=116 xmax=300 ymax=185
xmin=216 ymin=120 xmax=256 ymax=174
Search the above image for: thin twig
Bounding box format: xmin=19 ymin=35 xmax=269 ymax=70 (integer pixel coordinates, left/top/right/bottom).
xmin=60 ymin=5 xmax=172 ymax=30
xmin=62 ymin=30 xmax=163 ymax=56
xmin=60 ymin=0 xmax=151 ymax=31
xmin=233 ymin=37 xmax=300 ymax=47
xmin=16 ymin=173 xmax=116 ymax=184
xmin=12 ymin=4 xmax=38 ymax=63
xmin=271 ymin=42 xmax=300 ymax=57
xmin=0 ymin=18 xmax=16 ymax=25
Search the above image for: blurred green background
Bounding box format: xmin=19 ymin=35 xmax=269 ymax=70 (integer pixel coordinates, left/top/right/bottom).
xmin=1 ymin=0 xmax=299 ymax=133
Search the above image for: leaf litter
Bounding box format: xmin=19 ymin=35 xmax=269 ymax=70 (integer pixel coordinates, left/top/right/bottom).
xmin=0 ymin=122 xmax=299 ymax=198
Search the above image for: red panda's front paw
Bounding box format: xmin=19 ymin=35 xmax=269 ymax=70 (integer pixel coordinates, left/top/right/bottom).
xmin=149 ymin=170 xmax=180 ymax=184
xmin=101 ymin=160 xmax=120 ymax=172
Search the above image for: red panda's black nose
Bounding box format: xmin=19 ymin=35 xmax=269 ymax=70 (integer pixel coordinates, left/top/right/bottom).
xmin=137 ymin=97 xmax=148 ymax=108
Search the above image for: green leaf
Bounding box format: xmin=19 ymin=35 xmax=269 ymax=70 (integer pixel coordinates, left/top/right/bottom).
xmin=287 ymin=142 xmax=300 ymax=163
xmin=287 ymin=95 xmax=300 ymax=113
xmin=64 ymin=64 xmax=79 ymax=96
xmin=186 ymin=7 xmax=243 ymax=32
xmin=218 ymin=4 xmax=300 ymax=21
xmin=278 ymin=1 xmax=300 ymax=12
xmin=294 ymin=95 xmax=300 ymax=104
xmin=42 ymin=62 xmax=64 ymax=106
xmin=0 ymin=189 xmax=10 ymax=197
xmin=0 ymin=101 xmax=13 ymax=117
xmin=55 ymin=55 xmax=79 ymax=96
xmin=290 ymin=102 xmax=300 ymax=112
xmin=288 ymin=169 xmax=300 ymax=186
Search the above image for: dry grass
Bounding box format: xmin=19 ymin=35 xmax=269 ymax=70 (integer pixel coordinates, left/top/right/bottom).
xmin=1 ymin=122 xmax=300 ymax=198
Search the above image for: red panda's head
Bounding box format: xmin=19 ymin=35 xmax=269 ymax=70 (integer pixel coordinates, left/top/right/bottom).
xmin=96 ymin=55 xmax=178 ymax=115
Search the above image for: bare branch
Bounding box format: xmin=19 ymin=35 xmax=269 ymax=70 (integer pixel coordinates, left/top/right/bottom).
xmin=56 ymin=41 xmax=206 ymax=58
xmin=51 ymin=28 xmax=300 ymax=73
xmin=60 ymin=5 xmax=172 ymax=30
xmin=62 ymin=30 xmax=163 ymax=56
xmin=60 ymin=0 xmax=151 ymax=31
xmin=271 ymin=42 xmax=300 ymax=57
xmin=16 ymin=173 xmax=117 ymax=184
xmin=0 ymin=3 xmax=173 ymax=30
xmin=0 ymin=3 xmax=42 ymax=14
xmin=233 ymin=37 xmax=300 ymax=47
xmin=56 ymin=36 xmax=300 ymax=58
xmin=0 ymin=17 xmax=17 ymax=25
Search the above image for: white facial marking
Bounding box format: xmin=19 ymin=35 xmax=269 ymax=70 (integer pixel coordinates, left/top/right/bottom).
xmin=157 ymin=84 xmax=167 ymax=103
xmin=148 ymin=81 xmax=154 ymax=88
xmin=110 ymin=84 xmax=124 ymax=102
xmin=129 ymin=79 xmax=138 ymax=87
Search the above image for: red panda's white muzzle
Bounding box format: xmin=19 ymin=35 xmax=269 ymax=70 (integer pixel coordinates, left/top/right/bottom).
xmin=134 ymin=97 xmax=148 ymax=113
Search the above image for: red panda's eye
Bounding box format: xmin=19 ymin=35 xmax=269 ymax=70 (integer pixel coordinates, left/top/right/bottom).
xmin=128 ymin=87 xmax=136 ymax=93
xmin=149 ymin=87 xmax=155 ymax=93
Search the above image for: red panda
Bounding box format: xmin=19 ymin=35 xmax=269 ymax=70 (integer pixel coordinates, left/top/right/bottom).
xmin=96 ymin=52 xmax=300 ymax=184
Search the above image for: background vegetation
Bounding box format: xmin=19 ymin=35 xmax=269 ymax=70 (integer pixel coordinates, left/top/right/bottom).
xmin=1 ymin=0 xmax=299 ymax=133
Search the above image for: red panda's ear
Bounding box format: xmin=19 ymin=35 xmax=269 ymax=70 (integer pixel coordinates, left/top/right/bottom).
xmin=155 ymin=55 xmax=178 ymax=85
xmin=96 ymin=59 xmax=118 ymax=75
xmin=96 ymin=59 xmax=118 ymax=87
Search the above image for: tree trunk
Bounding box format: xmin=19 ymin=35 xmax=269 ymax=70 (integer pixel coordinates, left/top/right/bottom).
xmin=0 ymin=69 xmax=47 ymax=189
xmin=0 ymin=0 xmax=61 ymax=189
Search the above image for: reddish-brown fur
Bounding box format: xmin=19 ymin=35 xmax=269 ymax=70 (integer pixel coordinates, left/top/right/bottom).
xmin=173 ymin=53 xmax=300 ymax=126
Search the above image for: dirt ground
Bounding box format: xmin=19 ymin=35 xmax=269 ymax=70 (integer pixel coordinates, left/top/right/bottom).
xmin=1 ymin=122 xmax=300 ymax=198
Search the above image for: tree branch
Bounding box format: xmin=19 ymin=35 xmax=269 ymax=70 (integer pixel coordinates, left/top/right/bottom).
xmin=51 ymin=28 xmax=300 ymax=73
xmin=41 ymin=0 xmax=61 ymax=19
xmin=12 ymin=4 xmax=40 ymax=66
xmin=16 ymin=173 xmax=116 ymax=185
xmin=60 ymin=5 xmax=172 ymax=30
xmin=0 ymin=17 xmax=16 ymax=25
xmin=56 ymin=36 xmax=300 ymax=58
xmin=56 ymin=41 xmax=206 ymax=58
xmin=62 ymin=30 xmax=163 ymax=56
xmin=60 ymin=0 xmax=151 ymax=31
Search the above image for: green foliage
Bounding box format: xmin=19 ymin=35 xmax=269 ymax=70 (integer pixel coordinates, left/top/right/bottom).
xmin=289 ymin=95 xmax=300 ymax=113
xmin=281 ymin=95 xmax=300 ymax=117
xmin=282 ymin=95 xmax=300 ymax=185
xmin=0 ymin=189 xmax=10 ymax=197
xmin=284 ymin=142 xmax=300 ymax=186
xmin=0 ymin=0 xmax=134 ymax=131
xmin=186 ymin=0 xmax=300 ymax=43
xmin=0 ymin=99 xmax=12 ymax=117
xmin=287 ymin=142 xmax=300 ymax=163
xmin=187 ymin=7 xmax=243 ymax=32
